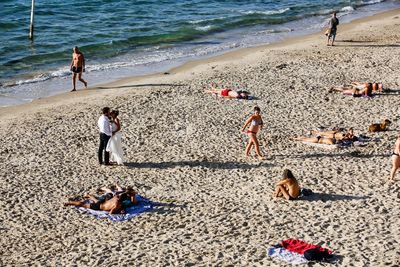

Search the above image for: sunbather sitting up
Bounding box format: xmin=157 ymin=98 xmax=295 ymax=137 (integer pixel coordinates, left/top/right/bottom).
xmin=274 ymin=169 xmax=301 ymax=201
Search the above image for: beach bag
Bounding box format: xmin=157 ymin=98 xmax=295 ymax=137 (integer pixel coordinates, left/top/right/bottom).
xmin=304 ymin=248 xmax=332 ymax=262
xmin=324 ymin=29 xmax=330 ymax=36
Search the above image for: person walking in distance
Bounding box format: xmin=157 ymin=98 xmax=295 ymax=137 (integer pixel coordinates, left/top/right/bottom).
xmin=70 ymin=46 xmax=88 ymax=91
xmin=98 ymin=107 xmax=112 ymax=165
xmin=327 ymin=11 xmax=339 ymax=46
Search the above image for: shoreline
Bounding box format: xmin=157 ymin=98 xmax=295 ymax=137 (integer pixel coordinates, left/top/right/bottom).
xmin=1 ymin=8 xmax=399 ymax=118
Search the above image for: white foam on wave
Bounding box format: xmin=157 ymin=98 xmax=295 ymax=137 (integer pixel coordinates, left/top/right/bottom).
xmin=242 ymin=8 xmax=290 ymax=15
xmin=361 ymin=0 xmax=385 ymax=5
xmin=188 ymin=16 xmax=227 ymax=24
xmin=195 ymin=25 xmax=212 ymax=31
xmin=341 ymin=6 xmax=355 ymax=12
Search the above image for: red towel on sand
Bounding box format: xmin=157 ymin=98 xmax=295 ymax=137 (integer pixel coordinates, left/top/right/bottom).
xmin=281 ymin=239 xmax=332 ymax=255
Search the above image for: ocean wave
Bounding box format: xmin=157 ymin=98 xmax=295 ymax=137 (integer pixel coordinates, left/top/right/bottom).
xmin=195 ymin=25 xmax=213 ymax=31
xmin=188 ymin=17 xmax=227 ymax=25
xmin=241 ymin=8 xmax=290 ymax=16
xmin=258 ymin=28 xmax=293 ymax=34
xmin=360 ymin=0 xmax=385 ymax=5
xmin=341 ymin=6 xmax=356 ymax=12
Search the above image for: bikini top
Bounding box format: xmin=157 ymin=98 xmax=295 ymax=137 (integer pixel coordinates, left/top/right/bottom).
xmin=252 ymin=119 xmax=263 ymax=126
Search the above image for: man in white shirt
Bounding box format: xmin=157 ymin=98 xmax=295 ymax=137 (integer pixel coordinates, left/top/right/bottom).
xmin=98 ymin=107 xmax=112 ymax=165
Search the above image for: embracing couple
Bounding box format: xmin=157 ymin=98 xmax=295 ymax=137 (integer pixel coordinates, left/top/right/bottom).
xmin=98 ymin=107 xmax=124 ymax=166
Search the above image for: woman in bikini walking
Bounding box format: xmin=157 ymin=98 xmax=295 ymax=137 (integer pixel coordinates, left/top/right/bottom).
xmin=241 ymin=106 xmax=266 ymax=160
xmin=390 ymin=133 xmax=400 ymax=182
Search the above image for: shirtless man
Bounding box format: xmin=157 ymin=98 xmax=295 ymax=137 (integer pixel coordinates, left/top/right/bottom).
xmin=274 ymin=169 xmax=301 ymax=200
xmin=390 ymin=134 xmax=400 ymax=182
xmin=70 ymin=46 xmax=87 ymax=92
xmin=64 ymin=194 xmax=124 ymax=214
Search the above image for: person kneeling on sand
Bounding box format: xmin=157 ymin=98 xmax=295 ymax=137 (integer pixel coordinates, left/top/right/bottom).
xmin=390 ymin=133 xmax=400 ymax=182
xmin=274 ymin=169 xmax=301 ymax=200
xmin=64 ymin=193 xmax=124 ymax=214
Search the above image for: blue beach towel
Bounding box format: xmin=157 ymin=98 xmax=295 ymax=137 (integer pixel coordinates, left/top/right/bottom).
xmin=75 ymin=195 xmax=153 ymax=222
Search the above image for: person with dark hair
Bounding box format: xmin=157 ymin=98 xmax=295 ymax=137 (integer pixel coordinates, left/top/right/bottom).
xmin=241 ymin=106 xmax=266 ymax=160
xmin=64 ymin=194 xmax=124 ymax=214
xmin=99 ymin=184 xmax=138 ymax=207
xmin=329 ymin=82 xmax=373 ymax=97
xmin=326 ymin=11 xmax=339 ymax=46
xmin=274 ymin=169 xmax=301 ymax=200
xmin=98 ymin=107 xmax=111 ymax=165
xmin=106 ymin=110 xmax=124 ymax=165
xmin=205 ymin=87 xmax=252 ymax=100
xmin=70 ymin=46 xmax=87 ymax=91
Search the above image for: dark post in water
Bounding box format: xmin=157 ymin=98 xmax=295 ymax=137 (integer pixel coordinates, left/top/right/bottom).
xmin=29 ymin=0 xmax=35 ymax=40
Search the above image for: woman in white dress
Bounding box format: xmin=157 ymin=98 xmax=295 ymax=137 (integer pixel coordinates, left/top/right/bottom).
xmin=106 ymin=110 xmax=124 ymax=165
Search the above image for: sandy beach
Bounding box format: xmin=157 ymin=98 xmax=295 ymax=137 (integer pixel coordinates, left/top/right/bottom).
xmin=1 ymin=9 xmax=400 ymax=266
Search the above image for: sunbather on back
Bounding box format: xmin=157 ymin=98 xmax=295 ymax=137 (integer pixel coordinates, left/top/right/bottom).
xmin=64 ymin=194 xmax=124 ymax=214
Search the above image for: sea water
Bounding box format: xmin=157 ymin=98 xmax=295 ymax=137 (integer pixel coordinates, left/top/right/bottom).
xmin=1 ymin=0 xmax=399 ymax=106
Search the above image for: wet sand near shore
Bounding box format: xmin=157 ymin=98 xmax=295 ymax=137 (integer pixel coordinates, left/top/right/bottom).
xmin=1 ymin=9 xmax=400 ymax=266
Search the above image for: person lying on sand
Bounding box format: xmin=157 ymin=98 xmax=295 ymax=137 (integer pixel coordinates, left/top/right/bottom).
xmin=351 ymin=82 xmax=384 ymax=93
xmin=99 ymin=184 xmax=138 ymax=207
xmin=329 ymin=82 xmax=373 ymax=97
xmin=274 ymin=169 xmax=301 ymax=200
xmin=294 ymin=128 xmax=358 ymax=145
xmin=390 ymin=133 xmax=400 ymax=182
xmin=64 ymin=193 xmax=124 ymax=214
xmin=205 ymin=87 xmax=252 ymax=100
xmin=310 ymin=127 xmax=358 ymax=142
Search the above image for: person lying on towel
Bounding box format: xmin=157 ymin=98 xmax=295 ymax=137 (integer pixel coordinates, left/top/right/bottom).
xmin=64 ymin=193 xmax=124 ymax=214
xmin=274 ymin=169 xmax=301 ymax=201
xmin=99 ymin=184 xmax=138 ymax=208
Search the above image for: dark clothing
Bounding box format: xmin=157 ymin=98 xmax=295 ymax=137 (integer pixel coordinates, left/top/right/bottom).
xmin=89 ymin=202 xmax=101 ymax=210
xmin=71 ymin=66 xmax=82 ymax=73
xmin=98 ymin=133 xmax=111 ymax=164
xmin=329 ymin=17 xmax=339 ymax=30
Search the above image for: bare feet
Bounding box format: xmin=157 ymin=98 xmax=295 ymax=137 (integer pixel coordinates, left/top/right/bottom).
xmin=70 ymin=89 xmax=77 ymax=92
xmin=84 ymin=81 xmax=88 ymax=88
xmin=258 ymin=156 xmax=267 ymax=160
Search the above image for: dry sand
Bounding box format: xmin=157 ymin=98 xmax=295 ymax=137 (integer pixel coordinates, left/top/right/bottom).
xmin=1 ymin=9 xmax=400 ymax=266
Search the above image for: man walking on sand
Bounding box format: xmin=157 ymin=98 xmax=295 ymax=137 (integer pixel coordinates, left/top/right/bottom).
xmin=98 ymin=107 xmax=112 ymax=166
xmin=327 ymin=11 xmax=339 ymax=46
xmin=70 ymin=46 xmax=87 ymax=92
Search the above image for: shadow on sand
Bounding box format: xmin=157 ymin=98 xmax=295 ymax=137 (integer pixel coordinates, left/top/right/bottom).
xmin=92 ymin=83 xmax=187 ymax=90
xmin=125 ymin=160 xmax=274 ymax=170
xmin=336 ymin=40 xmax=400 ymax=48
xmin=301 ymin=192 xmax=368 ymax=202
xmin=146 ymin=201 xmax=188 ymax=215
